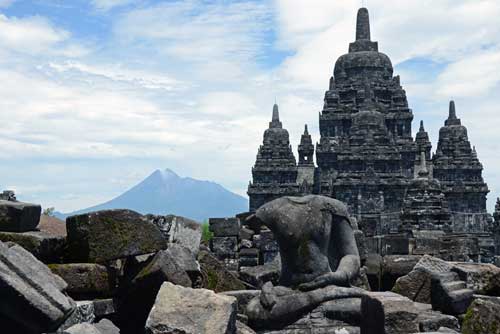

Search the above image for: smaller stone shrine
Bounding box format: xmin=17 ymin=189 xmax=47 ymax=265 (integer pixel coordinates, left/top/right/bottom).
xmin=248 ymin=104 xmax=312 ymax=212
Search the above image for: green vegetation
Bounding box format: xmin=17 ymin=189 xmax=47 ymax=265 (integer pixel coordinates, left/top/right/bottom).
xmin=43 ymin=207 xmax=55 ymax=216
xmin=201 ymin=221 xmax=213 ymax=243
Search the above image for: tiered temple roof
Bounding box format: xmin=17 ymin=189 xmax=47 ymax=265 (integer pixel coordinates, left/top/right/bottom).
xmin=400 ymin=153 xmax=451 ymax=234
xmin=315 ymin=7 xmax=418 ymax=234
xmin=432 ymin=101 xmax=490 ymax=231
xmin=248 ymin=104 xmax=301 ymax=211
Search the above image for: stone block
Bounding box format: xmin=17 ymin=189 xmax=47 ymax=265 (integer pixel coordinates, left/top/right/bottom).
xmin=56 ymin=300 xmax=95 ymax=332
xmin=92 ymin=299 xmax=116 ymax=318
xmin=220 ymin=290 xmax=261 ymax=314
xmin=451 ymin=262 xmax=500 ymax=294
xmin=145 ymin=282 xmax=237 ymax=334
xmin=49 ymin=263 xmax=114 ymax=300
xmin=0 ymin=241 xmax=75 ymax=333
xmin=0 ymin=199 xmax=41 ymax=232
xmin=392 ymin=268 xmax=432 ymax=303
xmin=417 ymin=311 xmax=459 ymax=332
xmin=239 ymin=227 xmax=255 ymax=241
xmin=211 ymin=236 xmax=238 ymax=257
xmin=62 ymin=323 xmax=101 ymax=334
xmin=209 ymin=217 xmax=241 ymax=237
xmin=197 ymin=250 xmax=246 ymax=292
xmin=431 ymin=272 xmax=473 ymax=316
xmin=165 ymin=215 xmax=202 ymax=255
xmin=66 ymin=209 xmax=168 ymax=263
xmin=117 ymin=249 xmax=192 ymax=334
xmin=381 ymin=255 xmax=421 ymax=290
xmin=360 ymin=291 xmax=419 ymax=334
xmin=239 ymin=257 xmax=281 ymax=288
xmin=164 ymin=243 xmax=201 ymax=282
xmin=462 ymin=298 xmax=500 ymax=334
xmin=0 ymin=230 xmax=66 ymax=263
xmin=95 ymin=319 xmax=120 ymax=334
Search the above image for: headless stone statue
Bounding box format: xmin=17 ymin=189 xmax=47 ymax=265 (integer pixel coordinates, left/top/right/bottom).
xmin=246 ymin=195 xmax=366 ymax=329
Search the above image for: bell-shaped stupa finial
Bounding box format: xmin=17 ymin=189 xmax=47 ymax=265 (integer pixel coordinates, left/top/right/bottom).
xmin=356 ymin=8 xmax=371 ymax=41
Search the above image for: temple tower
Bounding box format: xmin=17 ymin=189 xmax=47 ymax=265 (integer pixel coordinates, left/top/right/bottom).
xmin=248 ymin=104 xmax=300 ymax=211
xmin=297 ymin=125 xmax=315 ymax=194
xmin=432 ymin=101 xmax=491 ymax=232
xmin=400 ymin=152 xmax=451 ymax=234
xmin=315 ymin=7 xmax=418 ymax=235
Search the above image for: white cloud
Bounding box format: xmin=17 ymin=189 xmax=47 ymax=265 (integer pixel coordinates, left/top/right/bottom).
xmin=1 ymin=1 xmax=500 ymax=213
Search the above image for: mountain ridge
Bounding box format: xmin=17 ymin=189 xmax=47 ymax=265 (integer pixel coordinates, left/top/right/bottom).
xmin=55 ymin=169 xmax=248 ymax=222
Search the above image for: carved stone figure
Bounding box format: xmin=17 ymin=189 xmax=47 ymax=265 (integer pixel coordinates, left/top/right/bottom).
xmin=245 ymin=195 xmax=365 ymax=329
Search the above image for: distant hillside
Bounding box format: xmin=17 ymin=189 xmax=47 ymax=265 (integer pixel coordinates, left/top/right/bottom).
xmin=56 ymin=169 xmax=248 ymax=222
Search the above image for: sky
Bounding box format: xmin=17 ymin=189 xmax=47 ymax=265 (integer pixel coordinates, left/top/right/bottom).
xmin=0 ymin=0 xmax=499 ymax=213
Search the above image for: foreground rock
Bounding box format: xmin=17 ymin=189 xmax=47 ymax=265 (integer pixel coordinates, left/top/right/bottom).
xmin=239 ymin=256 xmax=281 ymax=288
xmin=0 ymin=241 xmax=75 ymax=333
xmin=145 ymin=282 xmax=237 ymax=334
xmin=0 ymin=230 xmax=66 ymax=263
xmin=360 ymin=291 xmax=419 ymax=334
xmin=0 ymin=199 xmax=41 ymax=232
xmin=150 ymin=214 xmax=202 ymax=255
xmin=392 ymin=255 xmax=454 ymax=304
xmin=117 ymin=250 xmax=192 ymax=334
xmin=66 ymin=210 xmax=168 ymax=263
xmin=49 ymin=263 xmax=115 ymax=299
xmin=462 ymin=298 xmax=500 ymax=334
xmin=451 ymin=262 xmax=500 ymax=294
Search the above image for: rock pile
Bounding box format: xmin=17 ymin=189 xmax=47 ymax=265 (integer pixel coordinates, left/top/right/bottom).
xmin=0 ymin=198 xmax=499 ymax=333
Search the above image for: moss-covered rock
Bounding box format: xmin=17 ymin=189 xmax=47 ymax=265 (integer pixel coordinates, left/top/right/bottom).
xmin=48 ymin=263 xmax=115 ymax=300
xmin=198 ymin=250 xmax=246 ymax=292
xmin=66 ymin=209 xmax=168 ymax=263
xmin=0 ymin=231 xmax=66 ymax=263
xmin=462 ymin=298 xmax=500 ymax=334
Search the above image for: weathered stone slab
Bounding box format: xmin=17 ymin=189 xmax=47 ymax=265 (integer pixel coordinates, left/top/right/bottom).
xmin=165 ymin=243 xmax=201 ymax=279
xmin=462 ymin=298 xmax=500 ymax=334
xmin=417 ymin=310 xmax=459 ymax=333
xmin=414 ymin=255 xmax=454 ymax=273
xmin=451 ymin=262 xmax=500 ymax=294
xmin=0 ymin=199 xmax=41 ymax=232
xmin=239 ymin=257 xmax=281 ymax=288
xmin=209 ymin=217 xmax=240 ymax=237
xmin=197 ymin=250 xmax=246 ymax=292
xmin=211 ymin=236 xmax=238 ymax=257
xmin=360 ymin=291 xmax=419 ymax=334
xmin=95 ymin=319 xmax=120 ymax=334
xmin=49 ymin=263 xmax=114 ymax=299
xmin=381 ymin=255 xmax=421 ymax=290
xmin=165 ymin=215 xmax=202 ymax=255
xmin=92 ymin=298 xmax=116 ymax=318
xmin=66 ymin=210 xmax=168 ymax=263
xmin=117 ymin=250 xmax=192 ymax=334
xmin=57 ymin=300 xmax=95 ymax=333
xmin=0 ymin=241 xmax=75 ymax=333
xmin=431 ymin=272 xmax=473 ymax=316
xmin=0 ymin=230 xmax=66 ymax=263
xmin=62 ymin=323 xmax=101 ymax=334
xmin=145 ymin=282 xmax=237 ymax=334
xmin=392 ymin=268 xmax=432 ymax=303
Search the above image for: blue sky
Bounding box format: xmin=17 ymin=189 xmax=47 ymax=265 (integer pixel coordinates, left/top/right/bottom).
xmin=0 ymin=0 xmax=499 ymax=213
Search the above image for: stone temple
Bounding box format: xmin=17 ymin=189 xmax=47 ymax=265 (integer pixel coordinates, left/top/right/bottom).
xmin=247 ymin=8 xmax=496 ymax=262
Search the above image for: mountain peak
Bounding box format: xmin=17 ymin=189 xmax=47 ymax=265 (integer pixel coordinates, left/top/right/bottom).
xmin=151 ymin=168 xmax=179 ymax=182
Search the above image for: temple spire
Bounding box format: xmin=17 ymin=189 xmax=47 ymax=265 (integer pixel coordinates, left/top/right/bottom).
xmin=356 ymin=8 xmax=371 ymax=41
xmin=304 ymin=124 xmax=309 ymax=136
xmin=445 ymin=100 xmax=461 ymax=126
xmin=270 ymin=103 xmax=282 ymax=128
xmin=449 ymin=100 xmax=457 ymax=119
xmin=419 ymin=120 xmax=425 ymax=132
